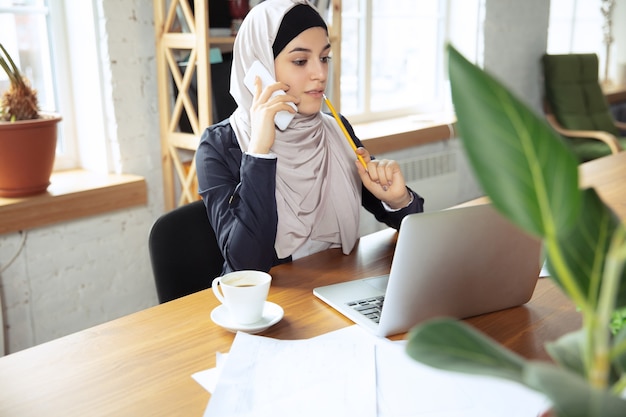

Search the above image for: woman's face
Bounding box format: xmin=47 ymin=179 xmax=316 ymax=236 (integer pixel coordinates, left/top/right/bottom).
xmin=274 ymin=26 xmax=331 ymax=116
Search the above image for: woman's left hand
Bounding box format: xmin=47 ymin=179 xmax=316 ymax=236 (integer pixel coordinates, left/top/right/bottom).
xmin=355 ymin=147 xmax=413 ymax=210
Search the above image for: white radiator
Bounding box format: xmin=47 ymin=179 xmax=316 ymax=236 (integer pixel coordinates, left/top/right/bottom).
xmin=401 ymin=150 xmax=461 ymax=211
xmin=359 ymin=150 xmax=462 ymax=236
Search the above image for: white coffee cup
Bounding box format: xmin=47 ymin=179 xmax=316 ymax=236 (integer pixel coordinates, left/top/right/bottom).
xmin=212 ymin=270 xmax=271 ymax=324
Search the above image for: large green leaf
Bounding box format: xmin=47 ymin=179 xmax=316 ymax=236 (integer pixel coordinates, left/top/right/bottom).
xmin=523 ymin=362 xmax=626 ymax=417
xmin=448 ymin=45 xmax=580 ymax=239
xmin=545 ymin=188 xmax=626 ymax=310
xmin=545 ymin=329 xmax=586 ymax=379
xmin=405 ymin=318 xmax=527 ymax=384
xmin=543 ymin=325 xmax=626 ymax=388
xmin=406 ymin=319 xmax=626 ymax=416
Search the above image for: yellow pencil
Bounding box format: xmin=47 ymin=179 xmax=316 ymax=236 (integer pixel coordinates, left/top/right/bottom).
xmin=323 ymin=94 xmax=368 ymax=170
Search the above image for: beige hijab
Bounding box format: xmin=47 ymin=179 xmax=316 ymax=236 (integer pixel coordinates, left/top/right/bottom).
xmin=229 ymin=0 xmax=361 ymax=259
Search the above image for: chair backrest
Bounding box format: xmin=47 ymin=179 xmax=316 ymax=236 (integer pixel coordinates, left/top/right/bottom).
xmin=149 ymin=200 xmax=224 ymax=304
xmin=542 ymin=53 xmax=619 ymax=136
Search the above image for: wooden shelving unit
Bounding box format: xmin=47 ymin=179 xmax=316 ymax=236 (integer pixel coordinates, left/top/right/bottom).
xmin=328 ymin=0 xmax=342 ymax=110
xmin=153 ymin=0 xmax=341 ymax=210
xmin=154 ymin=0 xmax=212 ymax=209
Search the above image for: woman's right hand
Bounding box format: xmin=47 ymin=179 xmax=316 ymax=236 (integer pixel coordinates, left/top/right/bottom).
xmin=247 ymin=76 xmax=299 ymax=155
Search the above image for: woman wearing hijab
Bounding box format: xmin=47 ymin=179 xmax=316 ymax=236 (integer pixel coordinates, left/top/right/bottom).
xmin=196 ymin=0 xmax=424 ymax=274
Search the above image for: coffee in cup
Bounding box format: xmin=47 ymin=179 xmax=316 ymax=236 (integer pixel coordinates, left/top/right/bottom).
xmin=212 ymin=270 xmax=271 ymax=324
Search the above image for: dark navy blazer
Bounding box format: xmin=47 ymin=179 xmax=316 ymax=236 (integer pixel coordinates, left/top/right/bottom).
xmin=195 ymin=117 xmax=424 ymax=274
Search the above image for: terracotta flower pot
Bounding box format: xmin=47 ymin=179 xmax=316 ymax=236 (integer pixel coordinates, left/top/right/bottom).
xmin=0 ymin=113 xmax=61 ymax=197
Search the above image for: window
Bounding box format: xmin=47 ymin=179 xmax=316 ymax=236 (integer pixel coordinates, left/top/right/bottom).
xmin=547 ymin=0 xmax=612 ymax=82
xmin=338 ymin=0 xmax=483 ymax=124
xmin=0 ymin=0 xmax=77 ymax=170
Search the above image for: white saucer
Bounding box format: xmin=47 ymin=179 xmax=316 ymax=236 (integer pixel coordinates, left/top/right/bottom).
xmin=211 ymin=302 xmax=284 ymax=334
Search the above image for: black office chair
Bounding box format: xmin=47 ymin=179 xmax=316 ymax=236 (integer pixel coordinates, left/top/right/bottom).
xmin=149 ymin=200 xmax=224 ymax=303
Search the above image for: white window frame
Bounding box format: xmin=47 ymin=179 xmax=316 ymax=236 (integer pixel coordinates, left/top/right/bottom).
xmin=59 ymin=0 xmax=113 ymax=174
xmin=0 ymin=0 xmax=79 ymax=170
xmin=339 ymin=0 xmax=483 ymax=124
xmin=48 ymin=0 xmax=79 ymax=170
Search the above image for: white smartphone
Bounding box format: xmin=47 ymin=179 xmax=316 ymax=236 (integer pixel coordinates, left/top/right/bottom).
xmin=243 ymin=60 xmax=297 ymax=130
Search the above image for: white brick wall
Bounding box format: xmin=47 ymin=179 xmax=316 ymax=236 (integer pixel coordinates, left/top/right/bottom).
xmin=0 ymin=209 xmax=157 ymax=352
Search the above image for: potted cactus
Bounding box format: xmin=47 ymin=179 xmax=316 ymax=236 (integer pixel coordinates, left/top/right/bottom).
xmin=0 ymin=43 xmax=61 ymax=197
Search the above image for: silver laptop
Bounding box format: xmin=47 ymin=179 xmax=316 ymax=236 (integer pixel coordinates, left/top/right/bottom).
xmin=313 ymin=204 xmax=542 ymax=337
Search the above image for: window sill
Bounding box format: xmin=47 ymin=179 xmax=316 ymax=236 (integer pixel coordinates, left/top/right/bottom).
xmin=603 ymin=84 xmax=626 ymax=104
xmin=353 ymin=113 xmax=457 ymax=155
xmin=352 ymin=85 xmax=624 ymax=155
xmin=0 ymin=169 xmax=147 ymax=235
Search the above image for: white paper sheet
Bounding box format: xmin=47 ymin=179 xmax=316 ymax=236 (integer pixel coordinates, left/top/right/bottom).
xmin=192 ymin=326 xmax=375 ymax=394
xmin=195 ymin=325 xmax=550 ymax=417
xmin=192 ymin=351 xmax=227 ymax=394
xmin=203 ymin=330 xmax=377 ymax=417
xmin=374 ymin=339 xmax=549 ymax=417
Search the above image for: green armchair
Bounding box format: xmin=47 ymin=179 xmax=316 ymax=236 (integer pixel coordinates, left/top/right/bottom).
xmin=542 ymin=53 xmax=626 ymax=162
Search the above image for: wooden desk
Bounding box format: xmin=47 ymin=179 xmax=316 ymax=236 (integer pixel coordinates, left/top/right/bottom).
xmin=1 ymin=152 xmax=626 ymax=416
xmin=579 ymin=151 xmax=626 ymax=219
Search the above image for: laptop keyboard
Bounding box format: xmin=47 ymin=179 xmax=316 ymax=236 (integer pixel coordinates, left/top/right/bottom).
xmin=347 ymin=296 xmax=385 ymax=323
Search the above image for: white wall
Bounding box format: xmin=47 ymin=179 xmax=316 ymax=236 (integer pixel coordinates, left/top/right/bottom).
xmin=0 ymin=0 xmax=625 ymax=354
xmin=483 ymin=0 xmax=550 ymax=113
xmin=614 ymin=0 xmax=626 ymax=85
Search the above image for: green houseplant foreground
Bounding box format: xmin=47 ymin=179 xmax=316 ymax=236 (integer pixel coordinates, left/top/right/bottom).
xmin=406 ymin=45 xmax=626 ymax=417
